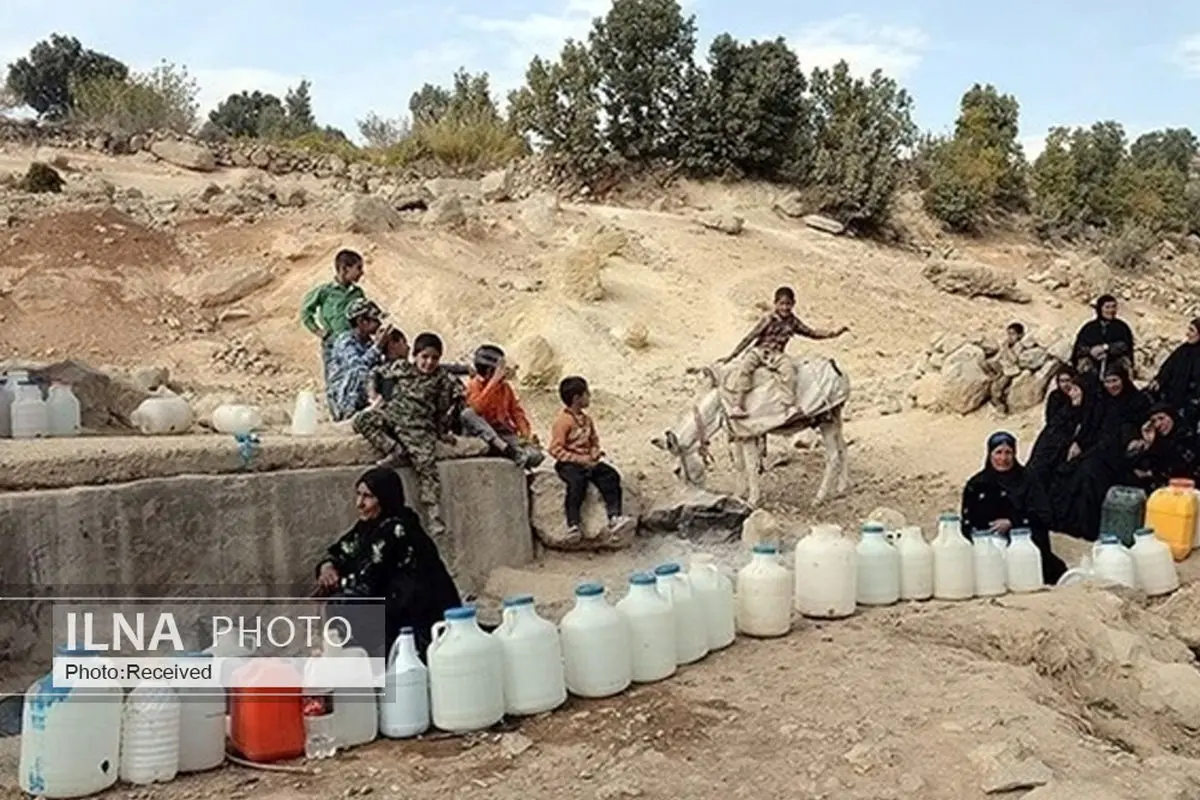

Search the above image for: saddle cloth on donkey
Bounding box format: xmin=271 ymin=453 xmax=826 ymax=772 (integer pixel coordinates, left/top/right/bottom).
xmin=713 ymin=355 xmax=851 ymax=439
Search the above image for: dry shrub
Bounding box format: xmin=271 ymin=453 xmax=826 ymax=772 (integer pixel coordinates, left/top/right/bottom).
xmin=378 ymin=113 xmax=527 ymax=172
xmin=1103 ymin=225 xmax=1156 ymax=270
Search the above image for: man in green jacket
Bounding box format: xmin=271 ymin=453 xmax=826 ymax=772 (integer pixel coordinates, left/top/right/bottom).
xmin=299 ymin=249 xmax=366 ymax=407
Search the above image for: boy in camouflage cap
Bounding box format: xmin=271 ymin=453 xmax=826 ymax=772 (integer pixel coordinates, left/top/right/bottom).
xmin=325 ymin=297 xmax=390 ymax=421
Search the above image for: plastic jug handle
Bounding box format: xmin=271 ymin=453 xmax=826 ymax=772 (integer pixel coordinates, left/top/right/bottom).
xmin=501 ymin=606 xmax=517 ymax=632
xmin=429 ymin=620 xmax=448 ymax=654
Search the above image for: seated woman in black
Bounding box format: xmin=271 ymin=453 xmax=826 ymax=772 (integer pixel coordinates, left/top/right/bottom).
xmin=1147 ymin=318 xmax=1200 ymax=432
xmin=961 ymin=431 xmax=1067 ymax=586
xmin=315 ymin=467 xmax=462 ymax=660
xmin=1027 ymin=368 xmax=1084 ymax=485
xmin=1125 ymin=403 xmax=1199 ymax=492
xmin=1051 ymin=367 xmax=1153 ymax=537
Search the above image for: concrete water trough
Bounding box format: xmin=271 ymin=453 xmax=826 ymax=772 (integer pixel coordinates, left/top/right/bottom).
xmin=0 ymin=435 xmax=535 ymax=694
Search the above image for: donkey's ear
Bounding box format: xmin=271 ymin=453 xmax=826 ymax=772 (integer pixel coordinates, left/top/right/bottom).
xmin=665 ymin=430 xmax=680 ymax=452
xmin=650 ymin=436 xmax=666 ymax=450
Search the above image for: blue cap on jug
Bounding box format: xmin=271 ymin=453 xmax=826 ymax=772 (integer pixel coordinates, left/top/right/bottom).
xmin=653 ymin=563 xmax=681 ymax=576
xmin=575 ymin=582 xmax=604 ymax=597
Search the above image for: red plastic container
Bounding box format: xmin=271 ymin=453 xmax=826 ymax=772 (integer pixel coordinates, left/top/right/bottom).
xmin=228 ymin=659 xmax=305 ymax=762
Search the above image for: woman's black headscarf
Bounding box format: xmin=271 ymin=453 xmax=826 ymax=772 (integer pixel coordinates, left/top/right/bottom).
xmin=983 ymin=431 xmax=1024 ymax=487
xmin=358 ymin=466 xmax=408 ymax=520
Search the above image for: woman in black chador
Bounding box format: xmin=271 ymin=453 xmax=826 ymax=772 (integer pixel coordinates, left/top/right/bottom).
xmin=961 ymin=431 xmax=1067 ymax=586
xmin=315 ymin=467 xmax=462 ymax=660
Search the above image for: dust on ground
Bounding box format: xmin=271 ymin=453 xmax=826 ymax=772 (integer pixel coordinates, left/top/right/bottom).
xmin=3 ymin=143 xmax=1200 ymax=799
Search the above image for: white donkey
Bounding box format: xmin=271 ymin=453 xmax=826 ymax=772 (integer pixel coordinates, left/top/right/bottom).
xmin=651 ymin=356 xmax=851 ymax=507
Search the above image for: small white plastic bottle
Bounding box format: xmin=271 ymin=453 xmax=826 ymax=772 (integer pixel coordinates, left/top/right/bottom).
xmin=379 ymin=627 xmax=430 ymax=738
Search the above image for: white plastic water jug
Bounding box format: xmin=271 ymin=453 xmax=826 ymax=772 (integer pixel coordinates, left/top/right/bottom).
xmin=131 ymin=391 xmax=193 ymax=435
xmin=11 ymin=380 xmax=49 ymax=439
xmin=793 ymin=524 xmax=857 ymax=618
xmin=1093 ymin=534 xmax=1137 ymax=588
xmin=120 ymin=683 xmax=181 ymax=784
xmin=653 ymin=563 xmax=709 ymax=665
xmin=1131 ymin=528 xmax=1179 ymax=597
xmin=495 ymin=594 xmax=567 ymax=715
xmin=560 ymin=582 xmax=633 ymax=698
xmin=0 ymin=374 xmax=14 ymax=437
xmin=19 ymin=651 xmax=122 ymax=797
xmin=177 ymin=653 xmax=225 ymax=773
xmin=1005 ymin=529 xmax=1044 ymax=593
xmin=615 ymin=572 xmax=676 ymax=683
xmin=972 ymin=531 xmax=1007 ymax=597
xmin=856 ymin=523 xmax=900 ymax=606
xmin=688 ymin=555 xmax=736 ymax=650
xmin=932 ymin=513 xmax=975 ymax=600
xmin=896 ymin=526 xmax=933 ymax=601
xmin=211 ymin=404 xmax=263 ymax=435
xmin=428 ymin=606 xmax=504 ymax=732
xmin=736 ymin=543 xmax=793 ymax=637
xmin=290 ymin=390 xmax=319 ymax=436
xmin=379 ymin=627 xmax=430 ymax=738
xmin=323 ymin=628 xmax=378 ymax=749
xmin=46 ymin=383 xmax=81 ymax=437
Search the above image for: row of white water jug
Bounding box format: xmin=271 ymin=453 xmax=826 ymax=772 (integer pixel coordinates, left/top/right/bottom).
xmin=787 ymin=515 xmax=1180 ymax=612
xmin=19 ymin=650 xmax=227 ymax=798
xmin=0 ymin=371 xmax=81 ymax=438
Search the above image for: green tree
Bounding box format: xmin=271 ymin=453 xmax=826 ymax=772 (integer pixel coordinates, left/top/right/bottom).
xmin=508 ymin=40 xmax=608 ymax=177
xmin=410 ymin=70 xmax=500 ymax=126
xmin=71 ymin=60 xmax=199 ymax=134
xmin=922 ymin=84 xmax=1027 ymax=231
xmin=679 ymin=35 xmax=810 ymax=180
xmin=208 ymin=90 xmax=285 ymax=137
xmin=808 ymin=63 xmax=916 ymax=227
xmin=281 ymin=79 xmax=317 ymax=136
xmin=357 ymin=112 xmax=410 ymax=148
xmin=588 ymin=0 xmax=698 ymax=161
xmin=5 ymin=34 xmax=128 ymax=118
xmin=1129 ymin=128 xmax=1198 ymax=175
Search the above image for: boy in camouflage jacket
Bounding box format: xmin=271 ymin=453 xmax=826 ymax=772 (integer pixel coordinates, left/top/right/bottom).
xmin=353 ymin=332 xmax=463 ymax=537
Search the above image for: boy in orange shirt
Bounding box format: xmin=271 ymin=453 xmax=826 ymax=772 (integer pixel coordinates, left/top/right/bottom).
xmin=464 ymin=344 xmax=545 ymax=469
xmin=548 ymin=375 xmax=634 ymax=542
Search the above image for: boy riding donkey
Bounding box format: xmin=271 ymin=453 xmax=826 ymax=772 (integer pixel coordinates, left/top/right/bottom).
xmin=722 ymin=286 xmax=849 ymax=420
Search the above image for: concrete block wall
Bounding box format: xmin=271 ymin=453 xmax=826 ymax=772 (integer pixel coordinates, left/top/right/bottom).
xmin=0 ymin=458 xmax=532 ymax=676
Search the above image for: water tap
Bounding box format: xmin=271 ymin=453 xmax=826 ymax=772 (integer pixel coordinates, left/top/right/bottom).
xmin=234 ymin=433 xmax=261 ymax=468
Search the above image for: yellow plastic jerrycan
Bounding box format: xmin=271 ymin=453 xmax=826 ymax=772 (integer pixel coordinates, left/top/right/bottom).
xmin=1145 ymin=479 xmax=1198 ymax=562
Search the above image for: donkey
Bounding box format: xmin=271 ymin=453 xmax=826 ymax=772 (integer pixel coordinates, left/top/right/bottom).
xmin=651 ymin=358 xmax=851 ymax=508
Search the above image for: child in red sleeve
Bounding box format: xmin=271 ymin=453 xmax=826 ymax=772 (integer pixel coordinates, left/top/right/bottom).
xmin=464 ymin=345 xmax=544 ymax=469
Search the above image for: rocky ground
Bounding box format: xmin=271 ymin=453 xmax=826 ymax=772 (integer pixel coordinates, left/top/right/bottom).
xmin=5 ymin=136 xmax=1200 ymax=798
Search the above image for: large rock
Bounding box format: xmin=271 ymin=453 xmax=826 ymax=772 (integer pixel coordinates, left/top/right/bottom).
xmin=937 ymin=347 xmax=991 ymax=414
xmin=640 ymin=488 xmax=752 ymax=542
xmin=698 ymin=213 xmax=744 ymax=235
xmin=909 ymin=372 xmax=943 ymax=409
xmin=149 ymin=139 xmax=216 ymax=172
xmin=480 ymin=168 xmax=513 ymax=202
xmin=1008 ymin=361 xmax=1059 ymax=412
xmin=424 ymin=193 xmax=466 ymax=227
xmin=922 ymin=259 xmax=1031 ymax=303
xmin=802 ymin=214 xmax=845 ymax=235
xmin=510 ymin=335 xmax=561 ymax=389
xmin=173 ymin=264 xmax=273 ymax=308
xmin=519 ymin=193 xmax=560 ymax=237
xmin=740 ymin=509 xmax=781 ymax=547
xmin=528 ymin=468 xmax=642 ymax=551
xmin=334 ymin=194 xmax=402 ymax=233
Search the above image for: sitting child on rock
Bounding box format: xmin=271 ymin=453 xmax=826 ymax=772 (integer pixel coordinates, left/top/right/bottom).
xmin=465 ymin=344 xmax=545 ymax=469
xmin=548 ymin=375 xmax=635 ymax=545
